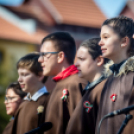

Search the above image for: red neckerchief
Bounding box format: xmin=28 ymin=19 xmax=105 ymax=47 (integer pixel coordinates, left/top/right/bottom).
xmin=53 ymin=65 xmax=78 ymax=82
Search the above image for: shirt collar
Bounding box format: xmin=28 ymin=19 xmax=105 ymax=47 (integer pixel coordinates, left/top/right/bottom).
xmin=84 ymin=75 xmax=106 ymax=90
xmin=10 ymin=116 xmax=14 ymax=121
xmin=24 ymin=86 xmax=48 ymax=101
xmin=109 ymin=59 xmax=126 ymax=75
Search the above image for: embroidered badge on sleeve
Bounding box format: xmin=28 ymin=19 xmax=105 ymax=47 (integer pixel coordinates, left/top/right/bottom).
xmin=110 ymin=94 xmax=117 ymax=102
xmin=61 ymin=89 xmax=68 ymax=101
xmin=83 ymin=101 xmax=93 ymax=113
xmin=37 ymin=105 xmax=44 ymax=114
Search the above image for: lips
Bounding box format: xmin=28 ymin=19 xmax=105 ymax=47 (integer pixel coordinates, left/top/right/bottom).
xmin=6 ymin=107 xmax=10 ymax=111
xmin=101 ymin=48 xmax=107 ymax=53
xmin=20 ymin=84 xmax=25 ymax=88
xmin=77 ymin=69 xmax=81 ymax=72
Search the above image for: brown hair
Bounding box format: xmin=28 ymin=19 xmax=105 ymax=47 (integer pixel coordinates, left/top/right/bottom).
xmin=102 ymin=16 xmax=134 ymax=57
xmin=80 ymin=38 xmax=109 ymax=64
xmin=17 ymin=52 xmax=48 ymax=83
xmin=41 ymin=32 xmax=76 ymax=65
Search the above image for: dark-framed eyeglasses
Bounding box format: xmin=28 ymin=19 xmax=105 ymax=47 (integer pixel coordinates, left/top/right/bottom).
xmin=40 ymin=52 xmax=59 ymax=56
xmin=39 ymin=51 xmax=60 ymax=60
xmin=5 ymin=96 xmax=20 ymax=103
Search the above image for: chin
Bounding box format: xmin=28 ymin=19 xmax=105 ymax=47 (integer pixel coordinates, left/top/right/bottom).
xmin=78 ymin=73 xmax=83 ymax=78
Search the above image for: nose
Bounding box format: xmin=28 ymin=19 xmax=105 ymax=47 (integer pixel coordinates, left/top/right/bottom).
xmin=18 ymin=76 xmax=22 ymax=82
xmin=75 ymin=60 xmax=79 ymax=67
xmin=99 ymin=39 xmax=104 ymax=46
xmin=38 ymin=56 xmax=43 ymax=63
xmin=4 ymin=100 xmax=7 ymax=104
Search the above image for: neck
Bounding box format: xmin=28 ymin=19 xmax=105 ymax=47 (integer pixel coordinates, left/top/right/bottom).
xmin=111 ymin=52 xmax=128 ymax=64
xmin=56 ymin=62 xmax=71 ymax=75
xmin=88 ymin=72 xmax=102 ymax=83
xmin=30 ymin=83 xmax=44 ymax=96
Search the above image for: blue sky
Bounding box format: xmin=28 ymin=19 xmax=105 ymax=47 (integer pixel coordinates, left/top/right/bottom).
xmin=0 ymin=0 xmax=24 ymax=6
xmin=94 ymin=0 xmax=127 ymax=18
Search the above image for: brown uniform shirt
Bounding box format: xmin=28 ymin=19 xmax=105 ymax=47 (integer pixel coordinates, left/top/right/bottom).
xmin=65 ymin=77 xmax=107 ymax=134
xmin=45 ymin=74 xmax=87 ymax=134
xmin=2 ymin=119 xmax=14 ymax=134
xmin=96 ymin=57 xmax=134 ymax=134
xmin=12 ymin=92 xmax=49 ymax=134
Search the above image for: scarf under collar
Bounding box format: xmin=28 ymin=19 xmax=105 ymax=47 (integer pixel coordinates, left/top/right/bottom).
xmin=104 ymin=56 xmax=134 ymax=77
xmin=109 ymin=60 xmax=126 ymax=75
xmin=53 ymin=65 xmax=78 ymax=82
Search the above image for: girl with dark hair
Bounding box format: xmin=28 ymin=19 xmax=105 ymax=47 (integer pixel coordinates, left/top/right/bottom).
xmin=96 ymin=16 xmax=134 ymax=134
xmin=65 ymin=38 xmax=108 ymax=134
xmin=3 ymin=82 xmax=26 ymax=134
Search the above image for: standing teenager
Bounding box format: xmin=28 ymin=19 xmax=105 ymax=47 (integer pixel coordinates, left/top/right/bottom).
xmin=65 ymin=38 xmax=108 ymax=134
xmin=38 ymin=32 xmax=87 ymax=134
xmin=3 ymin=82 xmax=26 ymax=134
xmin=96 ymin=16 xmax=134 ymax=134
xmin=12 ymin=52 xmax=49 ymax=134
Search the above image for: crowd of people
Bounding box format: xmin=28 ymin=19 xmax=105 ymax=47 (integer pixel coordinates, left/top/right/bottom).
xmin=2 ymin=15 xmax=134 ymax=134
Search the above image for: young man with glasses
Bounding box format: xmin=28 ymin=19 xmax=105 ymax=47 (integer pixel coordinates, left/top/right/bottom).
xmin=38 ymin=32 xmax=87 ymax=134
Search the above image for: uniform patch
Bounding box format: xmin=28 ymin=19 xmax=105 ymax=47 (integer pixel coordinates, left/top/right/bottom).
xmin=83 ymin=101 xmax=93 ymax=113
xmin=61 ymin=89 xmax=68 ymax=101
xmin=110 ymin=94 xmax=117 ymax=102
xmin=37 ymin=105 xmax=44 ymax=114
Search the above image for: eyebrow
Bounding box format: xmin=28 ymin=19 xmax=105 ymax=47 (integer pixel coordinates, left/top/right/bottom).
xmin=100 ymin=33 xmax=109 ymax=37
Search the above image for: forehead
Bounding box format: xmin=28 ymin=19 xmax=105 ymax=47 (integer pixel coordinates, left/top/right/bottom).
xmin=18 ymin=68 xmax=31 ymax=73
xmin=101 ymin=25 xmax=116 ymax=35
xmin=6 ymin=88 xmax=16 ymax=96
xmin=40 ymin=40 xmax=57 ymax=52
xmin=77 ymin=46 xmax=89 ymax=57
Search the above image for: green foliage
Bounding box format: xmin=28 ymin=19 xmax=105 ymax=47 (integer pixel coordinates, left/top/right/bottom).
xmin=0 ymin=95 xmax=10 ymax=133
xmin=0 ymin=56 xmax=18 ymax=133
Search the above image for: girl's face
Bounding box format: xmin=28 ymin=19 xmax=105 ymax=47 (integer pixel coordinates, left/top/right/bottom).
xmin=4 ymin=88 xmax=22 ymax=116
xmin=75 ymin=46 xmax=98 ymax=81
xmin=99 ymin=25 xmax=122 ymax=60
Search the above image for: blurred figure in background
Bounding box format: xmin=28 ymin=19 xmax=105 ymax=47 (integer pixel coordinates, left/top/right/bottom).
xmin=3 ymin=82 xmax=26 ymax=134
xmin=11 ymin=52 xmax=49 ymax=134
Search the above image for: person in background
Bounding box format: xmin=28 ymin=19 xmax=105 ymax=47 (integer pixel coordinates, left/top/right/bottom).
xmin=96 ymin=16 xmax=134 ymax=134
xmin=11 ymin=52 xmax=49 ymax=134
xmin=3 ymin=82 xmax=26 ymax=134
xmin=65 ymin=38 xmax=108 ymax=134
xmin=38 ymin=32 xmax=87 ymax=134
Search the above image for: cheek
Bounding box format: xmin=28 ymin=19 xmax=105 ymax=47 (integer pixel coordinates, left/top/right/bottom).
xmin=7 ymin=103 xmax=19 ymax=115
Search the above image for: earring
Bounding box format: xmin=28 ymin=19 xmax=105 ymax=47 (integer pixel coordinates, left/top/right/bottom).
xmin=121 ymin=44 xmax=124 ymax=47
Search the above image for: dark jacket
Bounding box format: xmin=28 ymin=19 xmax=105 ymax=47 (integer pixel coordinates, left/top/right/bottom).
xmin=12 ymin=93 xmax=50 ymax=134
xmin=2 ymin=118 xmax=14 ymax=134
xmin=65 ymin=77 xmax=107 ymax=134
xmin=96 ymin=57 xmax=134 ymax=134
xmin=45 ymin=73 xmax=87 ymax=134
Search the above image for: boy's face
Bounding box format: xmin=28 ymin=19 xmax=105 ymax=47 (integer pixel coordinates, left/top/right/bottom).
xmin=38 ymin=40 xmax=59 ymax=76
xmin=18 ymin=68 xmax=41 ymax=93
xmin=75 ymin=46 xmax=97 ymax=81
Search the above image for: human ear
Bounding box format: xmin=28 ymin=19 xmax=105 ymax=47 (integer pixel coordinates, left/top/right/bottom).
xmin=57 ymin=51 xmax=65 ymax=63
xmin=121 ymin=37 xmax=129 ymax=48
xmin=96 ymin=56 xmax=104 ymax=66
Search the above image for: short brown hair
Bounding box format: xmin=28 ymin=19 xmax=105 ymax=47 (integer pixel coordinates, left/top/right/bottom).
xmin=17 ymin=52 xmax=48 ymax=83
xmin=41 ymin=32 xmax=76 ymax=65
